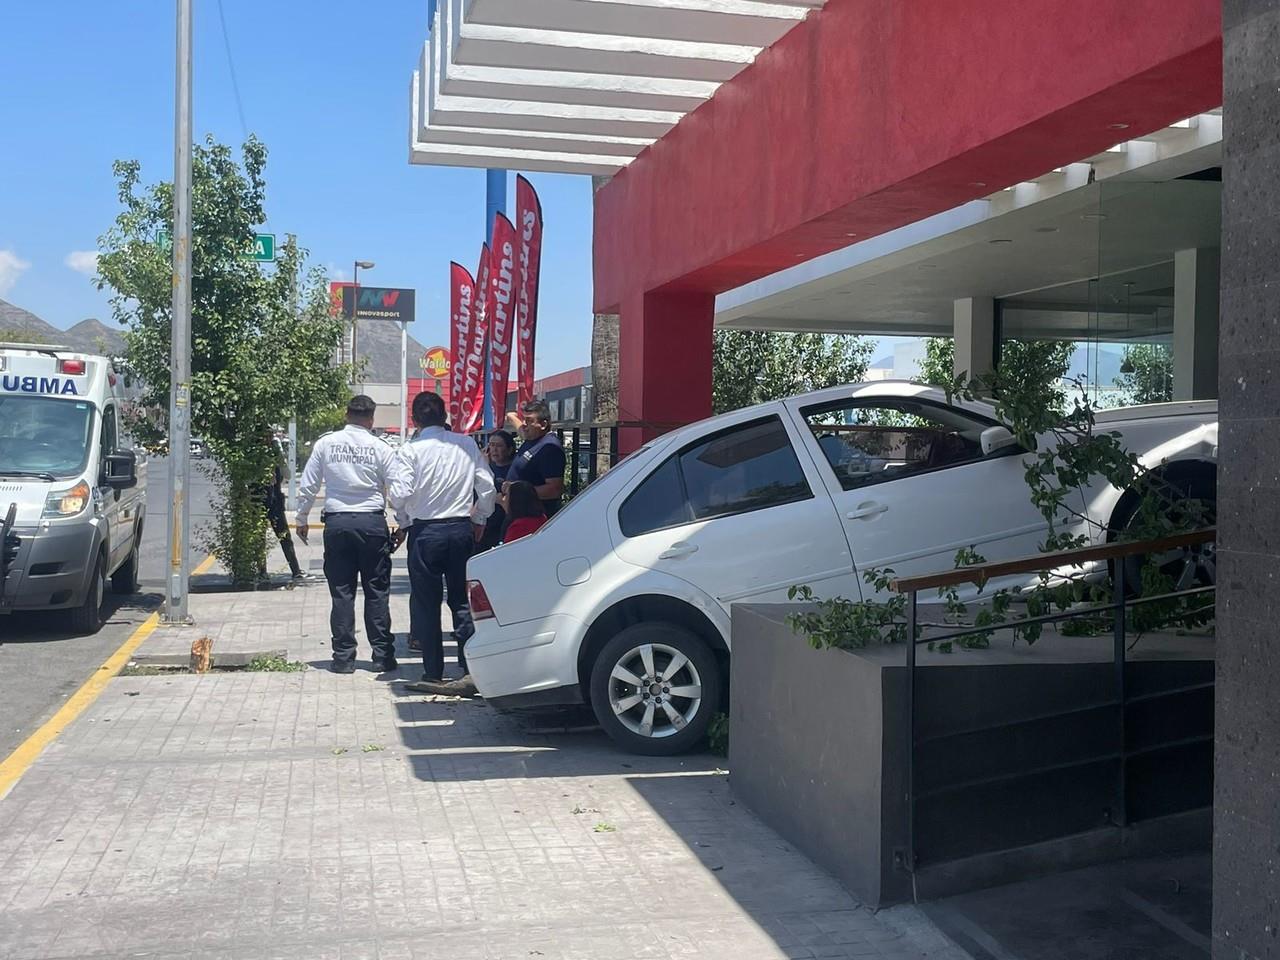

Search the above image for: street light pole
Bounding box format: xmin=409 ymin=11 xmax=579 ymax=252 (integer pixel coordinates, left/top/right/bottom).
xmin=350 ymin=259 xmax=361 ymax=367
xmin=164 ymin=0 xmax=194 ymax=624
xmin=400 ymin=320 xmax=409 ymax=441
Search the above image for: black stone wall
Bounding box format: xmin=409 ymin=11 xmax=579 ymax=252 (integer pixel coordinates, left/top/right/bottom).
xmin=1215 ymin=3 xmax=1280 ymax=957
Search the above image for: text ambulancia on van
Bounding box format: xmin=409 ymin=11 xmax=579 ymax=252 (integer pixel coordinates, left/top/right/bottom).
xmin=0 ymin=343 xmax=146 ymax=633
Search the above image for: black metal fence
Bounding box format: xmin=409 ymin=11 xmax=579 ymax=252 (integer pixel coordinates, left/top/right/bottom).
xmin=891 ymin=530 xmax=1217 ymax=883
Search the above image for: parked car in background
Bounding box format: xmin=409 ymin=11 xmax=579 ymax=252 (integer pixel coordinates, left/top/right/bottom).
xmin=463 ymin=381 xmax=1218 ymax=754
xmin=190 ymin=437 xmax=208 ymax=459
xmin=0 ymin=343 xmax=147 ymax=633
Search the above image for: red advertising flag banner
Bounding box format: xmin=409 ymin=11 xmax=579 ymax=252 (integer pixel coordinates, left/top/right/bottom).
xmin=515 ymin=175 xmax=544 ymax=407
xmin=488 ymin=213 xmax=519 ymax=427
xmin=460 ymin=245 xmax=492 ymax=434
xmin=448 ymin=263 xmax=475 ymax=431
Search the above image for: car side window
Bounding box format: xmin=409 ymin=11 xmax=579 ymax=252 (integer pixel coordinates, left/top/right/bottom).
xmin=618 ymin=416 xmax=812 ymax=537
xmin=679 ymin=417 xmax=811 ymax=520
xmin=804 ymin=400 xmax=990 ymax=491
xmin=619 ymin=456 xmax=688 ymax=537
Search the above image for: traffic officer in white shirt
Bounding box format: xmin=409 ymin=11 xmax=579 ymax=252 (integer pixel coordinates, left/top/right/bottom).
xmin=389 ymin=391 xmax=495 ymax=696
xmin=296 ymin=395 xmax=407 ymax=674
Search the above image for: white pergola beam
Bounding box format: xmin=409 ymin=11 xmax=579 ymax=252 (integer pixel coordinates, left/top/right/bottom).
xmin=409 ymin=0 xmax=828 ymax=175
xmin=467 ymin=0 xmax=813 ymax=45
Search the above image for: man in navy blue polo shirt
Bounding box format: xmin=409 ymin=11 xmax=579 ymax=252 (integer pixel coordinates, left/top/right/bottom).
xmin=506 ymin=399 xmax=566 ymax=518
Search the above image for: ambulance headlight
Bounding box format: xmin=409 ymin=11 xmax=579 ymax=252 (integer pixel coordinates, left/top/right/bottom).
xmin=44 ymin=480 xmax=92 ymax=517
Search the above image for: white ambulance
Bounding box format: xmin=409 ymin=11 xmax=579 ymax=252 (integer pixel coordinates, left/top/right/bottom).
xmin=0 ymin=344 xmax=147 ymax=633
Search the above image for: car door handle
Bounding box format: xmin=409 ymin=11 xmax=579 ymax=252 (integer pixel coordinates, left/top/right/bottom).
xmin=847 ymin=502 xmax=888 ymax=520
xmin=659 ymin=542 xmax=699 ymax=560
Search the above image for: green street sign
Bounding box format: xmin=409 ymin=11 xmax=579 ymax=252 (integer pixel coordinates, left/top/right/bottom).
xmin=244 ymin=233 xmax=275 ymax=262
xmin=154 ymin=230 xmax=274 ymax=261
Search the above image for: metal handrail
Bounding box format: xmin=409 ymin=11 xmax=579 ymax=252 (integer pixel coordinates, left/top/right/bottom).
xmin=890 ymin=529 xmax=1216 ymax=594
xmin=894 ymin=528 xmax=1217 ymax=892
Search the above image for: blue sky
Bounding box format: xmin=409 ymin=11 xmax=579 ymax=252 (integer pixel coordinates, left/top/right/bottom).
xmin=0 ymin=1 xmax=596 ymax=375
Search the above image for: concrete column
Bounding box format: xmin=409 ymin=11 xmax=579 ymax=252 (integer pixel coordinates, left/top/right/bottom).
xmin=1173 ymin=247 xmax=1220 ymax=401
xmin=953 ymin=297 xmax=995 ymax=385
xmin=1215 ymin=3 xmax=1280 ymax=957
xmin=617 ymin=289 xmax=715 ymax=455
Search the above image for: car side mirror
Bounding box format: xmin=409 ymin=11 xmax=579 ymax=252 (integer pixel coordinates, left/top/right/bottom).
xmin=980 ymin=425 xmax=1020 ymax=456
xmin=103 ymin=451 xmax=138 ymax=489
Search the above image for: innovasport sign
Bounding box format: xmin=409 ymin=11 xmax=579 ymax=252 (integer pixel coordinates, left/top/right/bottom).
xmin=342 ymin=286 xmax=416 ymax=324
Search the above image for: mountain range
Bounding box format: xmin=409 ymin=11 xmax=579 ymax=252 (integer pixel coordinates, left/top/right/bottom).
xmin=0 ymin=299 xmax=127 ymax=355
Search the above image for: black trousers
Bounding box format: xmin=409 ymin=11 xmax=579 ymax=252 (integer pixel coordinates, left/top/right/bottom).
xmin=265 ymin=492 xmax=301 ymax=577
xmin=322 ymin=512 xmax=393 ymax=664
xmin=409 ymin=518 xmax=474 ymax=680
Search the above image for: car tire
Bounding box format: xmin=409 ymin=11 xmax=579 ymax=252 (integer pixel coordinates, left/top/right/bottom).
xmin=589 ymin=622 xmax=721 ymax=756
xmin=1118 ymin=470 xmax=1217 ymax=596
xmin=111 ymin=531 xmax=141 ymax=594
xmin=68 ymin=553 xmax=107 ymax=635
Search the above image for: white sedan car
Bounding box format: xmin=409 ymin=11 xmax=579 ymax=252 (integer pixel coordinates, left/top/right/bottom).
xmin=465 ymin=381 xmax=1217 ymax=755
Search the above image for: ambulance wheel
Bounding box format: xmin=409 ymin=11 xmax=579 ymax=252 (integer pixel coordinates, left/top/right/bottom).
xmin=112 ymin=531 xmax=141 ymax=594
xmin=68 ymin=553 xmax=107 ymax=635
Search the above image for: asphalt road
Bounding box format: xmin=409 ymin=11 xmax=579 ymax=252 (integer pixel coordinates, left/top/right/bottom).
xmin=0 ymin=457 xmax=218 ymax=759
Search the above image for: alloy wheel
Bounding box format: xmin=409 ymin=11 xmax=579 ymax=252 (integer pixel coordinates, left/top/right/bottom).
xmin=607 ymin=642 xmax=704 ymax=740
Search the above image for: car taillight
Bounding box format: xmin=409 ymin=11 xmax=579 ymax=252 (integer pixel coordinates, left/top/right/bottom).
xmin=468 ymin=580 xmax=495 ymax=621
xmin=58 ymin=358 xmax=87 ymax=375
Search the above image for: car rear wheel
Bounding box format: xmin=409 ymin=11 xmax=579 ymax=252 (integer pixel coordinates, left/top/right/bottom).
xmin=67 ymin=553 xmax=106 ymax=634
xmin=589 ymin=622 xmax=721 ymax=756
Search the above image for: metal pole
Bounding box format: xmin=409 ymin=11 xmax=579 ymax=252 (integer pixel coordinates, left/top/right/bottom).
xmin=483 ymin=168 xmax=506 ymax=430
xmin=1113 ymin=562 xmax=1128 ymax=827
xmin=400 ymin=320 xmax=409 ymax=442
xmin=164 ymin=0 xmax=194 ymax=624
xmin=287 ymin=262 xmax=298 ymax=511
xmin=287 ymin=418 xmax=298 ymax=511
xmin=905 ymin=591 xmax=918 ymax=887
xmin=350 ymin=261 xmax=360 ymax=369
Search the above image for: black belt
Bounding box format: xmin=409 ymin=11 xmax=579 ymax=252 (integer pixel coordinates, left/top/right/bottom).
xmin=412 ymin=516 xmax=471 ymax=526
xmin=322 ymin=510 xmax=384 ymax=519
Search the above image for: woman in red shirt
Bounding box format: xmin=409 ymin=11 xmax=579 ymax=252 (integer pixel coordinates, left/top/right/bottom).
xmin=502 ymin=481 xmax=547 ymax=542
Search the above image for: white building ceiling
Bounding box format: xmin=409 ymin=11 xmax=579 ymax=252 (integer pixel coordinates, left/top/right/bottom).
xmin=714 ymin=112 xmax=1225 ymax=340
xmin=410 ymin=0 xmax=826 ymax=175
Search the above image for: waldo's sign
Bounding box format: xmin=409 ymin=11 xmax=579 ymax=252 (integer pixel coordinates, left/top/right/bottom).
xmin=420 ymin=347 xmax=450 ymax=379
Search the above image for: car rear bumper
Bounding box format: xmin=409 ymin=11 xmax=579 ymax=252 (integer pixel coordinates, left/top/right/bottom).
xmin=0 ymin=519 xmax=101 ymax=613
xmin=467 ymin=612 xmax=586 ymax=706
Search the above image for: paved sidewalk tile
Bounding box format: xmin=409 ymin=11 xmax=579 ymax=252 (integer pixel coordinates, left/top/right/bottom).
xmin=0 ymin=540 xmax=964 ymax=960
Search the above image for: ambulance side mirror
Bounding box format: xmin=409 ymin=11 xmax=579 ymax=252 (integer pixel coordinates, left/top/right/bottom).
xmin=103 ymin=451 xmax=138 ymax=490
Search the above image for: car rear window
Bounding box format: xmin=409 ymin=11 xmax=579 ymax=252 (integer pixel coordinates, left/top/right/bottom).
xmin=618 ymin=416 xmax=811 ymax=537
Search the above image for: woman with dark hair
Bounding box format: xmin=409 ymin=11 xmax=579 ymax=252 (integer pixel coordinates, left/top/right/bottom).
xmin=477 ymin=430 xmax=517 ymax=551
xmin=501 ymin=480 xmax=547 ymax=542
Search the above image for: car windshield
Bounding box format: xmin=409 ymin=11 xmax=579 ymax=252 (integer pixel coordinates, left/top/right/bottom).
xmin=0 ymin=396 xmax=96 ymax=478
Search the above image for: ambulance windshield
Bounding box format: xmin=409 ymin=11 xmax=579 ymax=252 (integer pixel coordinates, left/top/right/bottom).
xmin=0 ymin=396 xmax=95 ymax=479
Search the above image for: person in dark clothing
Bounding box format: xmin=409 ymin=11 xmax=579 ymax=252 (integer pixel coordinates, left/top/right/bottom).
xmin=477 ymin=429 xmax=517 ymax=551
xmin=257 ymin=437 xmax=309 ymax=581
xmin=506 ymin=400 xmax=566 ymax=518
xmin=501 ymin=480 xmax=547 ymax=542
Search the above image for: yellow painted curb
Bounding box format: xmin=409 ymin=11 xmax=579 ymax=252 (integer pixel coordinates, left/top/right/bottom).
xmin=0 ymin=553 xmax=214 ymax=801
xmin=0 ymin=611 xmax=161 ymax=801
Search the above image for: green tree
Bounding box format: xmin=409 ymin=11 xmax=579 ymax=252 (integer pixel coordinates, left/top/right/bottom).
xmin=918 ymin=336 xmax=1075 ymax=414
xmin=1115 ymin=342 xmax=1173 ymax=405
xmin=96 ymin=135 xmax=349 ymax=586
xmin=712 ymin=331 xmax=875 ymax=414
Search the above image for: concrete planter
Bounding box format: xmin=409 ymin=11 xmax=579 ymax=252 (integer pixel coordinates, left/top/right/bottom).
xmin=728 ymin=604 xmax=1214 ymax=907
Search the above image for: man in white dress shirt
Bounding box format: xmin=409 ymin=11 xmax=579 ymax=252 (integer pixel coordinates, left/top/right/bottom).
xmin=389 ymin=391 xmax=495 ymax=696
xmin=296 ymin=395 xmax=407 ymax=674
